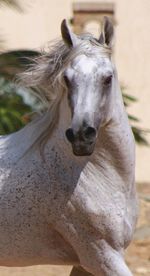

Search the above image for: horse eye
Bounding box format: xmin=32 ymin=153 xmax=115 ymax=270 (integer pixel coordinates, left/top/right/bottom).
xmin=103 ymin=75 xmax=112 ymax=86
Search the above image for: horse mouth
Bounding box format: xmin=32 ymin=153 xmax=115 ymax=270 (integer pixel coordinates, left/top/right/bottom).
xmin=72 ymin=143 xmax=95 ymax=156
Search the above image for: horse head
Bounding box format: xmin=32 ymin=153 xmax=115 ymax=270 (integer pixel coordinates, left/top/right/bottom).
xmin=61 ymin=18 xmax=115 ymax=156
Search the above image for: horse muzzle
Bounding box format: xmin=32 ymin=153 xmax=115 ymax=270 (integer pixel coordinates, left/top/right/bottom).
xmin=65 ymin=126 xmax=97 ymax=156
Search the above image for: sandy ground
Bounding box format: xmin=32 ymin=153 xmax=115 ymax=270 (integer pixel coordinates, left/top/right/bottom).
xmin=0 ymin=183 xmax=149 ymax=276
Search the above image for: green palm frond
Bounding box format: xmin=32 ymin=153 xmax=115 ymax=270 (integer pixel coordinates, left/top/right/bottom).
xmin=123 ymin=93 xmax=137 ymax=107
xmin=0 ymin=50 xmax=39 ymax=81
xmin=132 ymin=126 xmax=149 ymax=146
xmin=128 ymin=114 xmax=139 ymax=122
xmin=0 ymin=0 xmax=22 ymax=12
xmin=122 ymin=91 xmax=149 ymax=146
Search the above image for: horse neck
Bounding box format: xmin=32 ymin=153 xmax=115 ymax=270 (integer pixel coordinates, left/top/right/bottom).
xmin=94 ymin=85 xmax=135 ymax=186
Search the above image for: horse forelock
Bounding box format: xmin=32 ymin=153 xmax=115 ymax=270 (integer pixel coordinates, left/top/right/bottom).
xmin=19 ymin=34 xmax=111 ymax=97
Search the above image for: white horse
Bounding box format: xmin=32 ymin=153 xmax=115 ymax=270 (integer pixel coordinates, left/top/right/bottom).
xmin=0 ymin=18 xmax=138 ymax=275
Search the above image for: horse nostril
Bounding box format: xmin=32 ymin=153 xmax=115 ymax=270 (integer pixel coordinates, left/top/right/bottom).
xmin=65 ymin=128 xmax=75 ymax=143
xmin=84 ymin=127 xmax=96 ymax=139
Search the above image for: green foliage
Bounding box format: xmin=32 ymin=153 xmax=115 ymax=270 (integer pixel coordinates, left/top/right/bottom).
xmin=122 ymin=92 xmax=149 ymax=145
xmin=0 ymin=50 xmax=39 ymax=80
xmin=0 ymin=77 xmax=32 ymax=134
xmin=0 ymin=50 xmax=40 ymax=135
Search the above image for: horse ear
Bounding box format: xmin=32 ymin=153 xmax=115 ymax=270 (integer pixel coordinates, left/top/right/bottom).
xmin=61 ymin=19 xmax=79 ymax=47
xmin=99 ymin=17 xmax=114 ymax=47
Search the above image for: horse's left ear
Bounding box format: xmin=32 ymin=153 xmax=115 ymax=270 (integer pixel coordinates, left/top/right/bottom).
xmin=99 ymin=17 xmax=114 ymax=47
xmin=61 ymin=19 xmax=79 ymax=48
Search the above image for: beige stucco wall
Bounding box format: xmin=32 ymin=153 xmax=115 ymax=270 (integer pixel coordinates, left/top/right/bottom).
xmin=0 ymin=0 xmax=150 ymax=182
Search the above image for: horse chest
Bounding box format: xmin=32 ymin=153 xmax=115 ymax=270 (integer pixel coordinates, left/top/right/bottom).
xmin=0 ymin=159 xmax=78 ymax=265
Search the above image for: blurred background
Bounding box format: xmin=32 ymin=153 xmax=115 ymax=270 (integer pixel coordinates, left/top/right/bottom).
xmin=0 ymin=0 xmax=149 ymax=275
